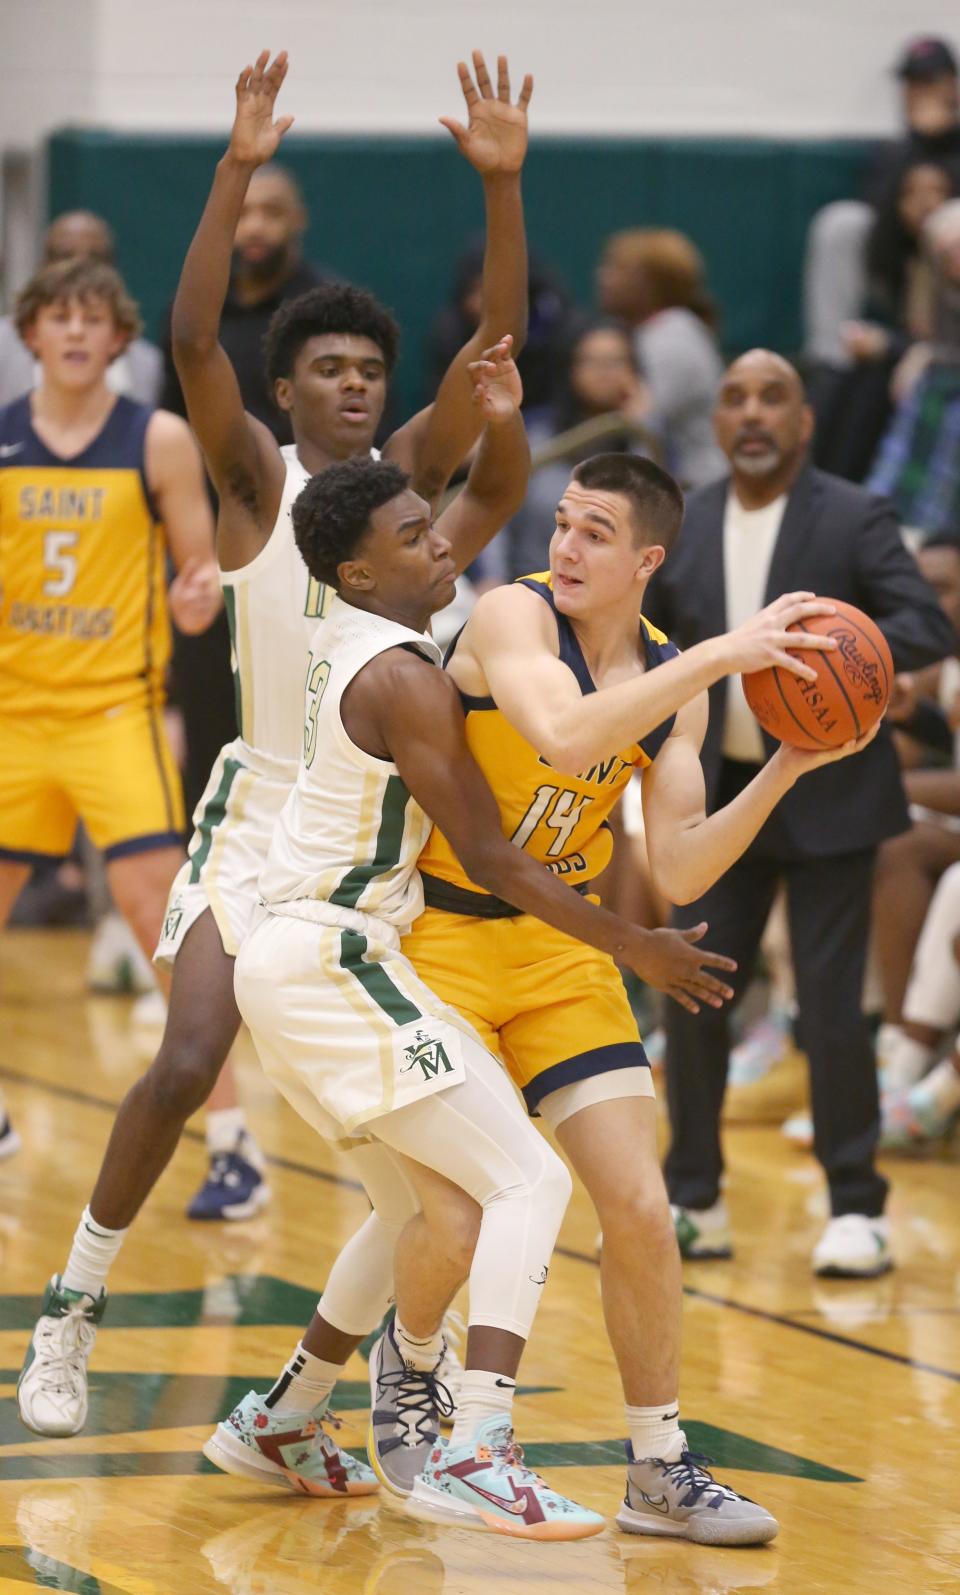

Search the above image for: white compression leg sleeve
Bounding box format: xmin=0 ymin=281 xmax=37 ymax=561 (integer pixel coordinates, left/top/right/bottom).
xmin=372 ymin=1035 xmax=571 ymax=1341
xmin=903 ymin=862 xmax=960 ymax=1032
xmin=316 ymin=1142 xmax=420 ymax=1337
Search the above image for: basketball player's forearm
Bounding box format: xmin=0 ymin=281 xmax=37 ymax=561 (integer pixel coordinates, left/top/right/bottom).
xmin=466 ymin=842 xmax=648 ymax=961
xmin=545 ymin=635 xmax=734 ymax=773
xmin=477 ymin=175 xmax=528 ymax=351
xmin=653 ymin=761 xmax=797 ymax=905
xmin=173 ymin=156 xmax=254 ymax=351
xmin=465 ymin=414 xmax=530 ymax=517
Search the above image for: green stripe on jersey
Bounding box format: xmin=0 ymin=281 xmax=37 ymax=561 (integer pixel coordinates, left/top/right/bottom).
xmin=221 ymin=586 xmax=244 ymax=737
xmin=329 ymin=774 xmax=410 ymax=911
xmin=339 ymin=930 xmax=421 ymax=1025
xmin=189 ymin=757 xmax=242 ymax=884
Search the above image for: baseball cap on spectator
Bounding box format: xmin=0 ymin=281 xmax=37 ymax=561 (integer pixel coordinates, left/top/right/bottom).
xmin=895 ymin=37 xmax=958 ymax=82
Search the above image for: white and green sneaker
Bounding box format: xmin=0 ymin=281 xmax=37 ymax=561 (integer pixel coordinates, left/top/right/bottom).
xmin=17 ymin=1275 xmax=107 ymax=1436
xmin=203 ymin=1391 xmax=378 ymax=1497
xmin=812 ymin=1214 xmax=892 ymax=1278
xmin=406 ymin=1415 xmax=605 ymax=1541
xmin=671 ymin=1199 xmax=733 ymax=1260
xmin=617 ymin=1443 xmax=779 ymax=1544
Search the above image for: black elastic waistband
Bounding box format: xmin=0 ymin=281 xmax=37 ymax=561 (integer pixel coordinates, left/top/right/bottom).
xmin=420 ymin=870 xmax=591 ymax=919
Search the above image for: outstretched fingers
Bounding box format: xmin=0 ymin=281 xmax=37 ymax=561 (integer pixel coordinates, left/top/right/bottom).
xmin=516 ymin=72 xmax=534 ymax=111
xmin=472 ymin=49 xmax=494 ymax=98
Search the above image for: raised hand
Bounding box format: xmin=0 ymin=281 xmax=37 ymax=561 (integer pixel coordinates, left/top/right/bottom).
xmin=468 ymin=334 xmax=523 ymax=423
xmin=623 ymin=923 xmax=737 ymax=1015
xmin=730 ymin=593 xmax=840 ymax=683
xmin=230 ymin=50 xmax=294 ymax=166
xmin=439 ymin=51 xmax=532 ymax=176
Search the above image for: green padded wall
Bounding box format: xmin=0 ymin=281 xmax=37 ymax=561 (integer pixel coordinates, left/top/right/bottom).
xmin=48 ymin=129 xmax=871 ymax=415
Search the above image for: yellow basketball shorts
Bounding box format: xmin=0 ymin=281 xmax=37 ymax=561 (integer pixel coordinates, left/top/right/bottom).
xmin=400 ymin=903 xmax=652 ymax=1114
xmin=0 ymin=702 xmax=185 ymax=863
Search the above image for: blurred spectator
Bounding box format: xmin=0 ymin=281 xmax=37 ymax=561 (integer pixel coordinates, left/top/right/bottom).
xmin=811 ymin=161 xmax=954 ymax=482
xmin=0 ymin=211 xmax=162 ymax=407
xmin=492 ymin=317 xmax=655 ymax=582
xmin=866 ymin=198 xmax=960 ymax=540
xmin=160 ymin=163 xmax=333 ymax=819
xmin=596 ymin=228 xmax=725 ymax=488
xmin=645 ymin=348 xmax=953 ymax=1277
xmin=803 ymin=37 xmax=960 ymax=377
xmin=426 ymin=238 xmax=574 ymax=413
xmin=880 ymin=862 xmax=960 ymax=1146
xmin=873 ymin=537 xmax=960 ymax=1087
xmin=868 ymin=37 xmax=960 ymax=206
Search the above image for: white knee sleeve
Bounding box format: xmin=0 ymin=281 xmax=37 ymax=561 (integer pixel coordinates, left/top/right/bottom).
xmin=316 ymin=1142 xmax=420 ymax=1337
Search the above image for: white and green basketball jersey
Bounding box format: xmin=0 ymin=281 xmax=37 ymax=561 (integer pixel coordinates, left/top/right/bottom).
xmin=260 ymin=596 xmax=441 ymax=930
xmin=219 ymin=445 xmax=378 ymax=773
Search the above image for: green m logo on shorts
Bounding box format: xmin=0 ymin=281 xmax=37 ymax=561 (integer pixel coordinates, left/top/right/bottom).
xmin=400 ymin=1029 xmax=455 ymax=1083
xmin=162 ymin=904 xmax=183 ymax=944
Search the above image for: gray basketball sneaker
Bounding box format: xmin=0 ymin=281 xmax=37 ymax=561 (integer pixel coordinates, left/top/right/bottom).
xmin=617 ymin=1442 xmax=779 ymax=1545
xmin=367 ymin=1324 xmax=454 ymax=1496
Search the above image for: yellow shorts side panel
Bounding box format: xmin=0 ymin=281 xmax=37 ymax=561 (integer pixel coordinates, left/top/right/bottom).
xmin=0 ymin=704 xmax=185 ymax=860
xmin=401 ymin=905 xmax=642 ymax=1098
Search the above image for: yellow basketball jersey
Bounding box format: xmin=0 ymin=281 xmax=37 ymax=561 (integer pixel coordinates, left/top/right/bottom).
xmin=418 ymin=574 xmax=680 ymax=900
xmin=0 ymin=395 xmax=170 ymax=718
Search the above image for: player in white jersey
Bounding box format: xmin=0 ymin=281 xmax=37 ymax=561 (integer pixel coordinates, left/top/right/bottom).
xmin=215 ymin=453 xmax=737 ymax=1538
xmin=16 ymin=45 xmax=538 ymax=1437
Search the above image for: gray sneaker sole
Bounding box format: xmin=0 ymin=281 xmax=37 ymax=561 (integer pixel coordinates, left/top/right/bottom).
xmin=616 ymin=1499 xmax=778 ymax=1544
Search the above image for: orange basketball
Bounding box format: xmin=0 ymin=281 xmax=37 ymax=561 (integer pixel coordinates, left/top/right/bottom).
xmin=742 ymin=599 xmax=893 ymax=752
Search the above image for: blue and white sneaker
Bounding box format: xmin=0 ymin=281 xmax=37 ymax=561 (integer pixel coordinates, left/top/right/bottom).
xmin=367 ymin=1325 xmax=454 ymax=1495
xmin=203 ymin=1390 xmax=378 ymax=1497
xmin=187 ymin=1134 xmax=270 ymax=1221
xmin=617 ymin=1442 xmax=778 ymax=1544
xmin=406 ymin=1415 xmax=605 ymax=1541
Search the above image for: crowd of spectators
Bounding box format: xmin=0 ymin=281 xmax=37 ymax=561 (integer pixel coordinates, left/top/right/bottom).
xmin=4 ymin=29 xmax=960 ymax=1250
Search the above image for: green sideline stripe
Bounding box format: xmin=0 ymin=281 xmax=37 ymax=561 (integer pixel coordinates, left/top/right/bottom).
xmin=339 ymin=929 xmax=421 ymax=1025
xmin=329 ymin=773 xmax=409 ymax=910
xmin=0 ymin=1429 xmax=859 ymax=1484
xmin=188 ymin=756 xmax=242 ymax=884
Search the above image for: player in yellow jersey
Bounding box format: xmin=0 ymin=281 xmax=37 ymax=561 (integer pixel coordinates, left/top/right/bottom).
xmin=0 ymin=256 xmax=220 ymax=1151
xmin=401 ymin=450 xmax=875 ymax=1541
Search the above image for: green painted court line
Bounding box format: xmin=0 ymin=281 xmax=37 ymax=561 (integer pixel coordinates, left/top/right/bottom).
xmin=0 ymin=1423 xmax=859 ymax=1484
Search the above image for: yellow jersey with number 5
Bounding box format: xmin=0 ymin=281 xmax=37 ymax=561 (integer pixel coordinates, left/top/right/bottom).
xmin=0 ymin=394 xmax=170 ymax=718
xmin=417 ymin=574 xmax=680 ymax=899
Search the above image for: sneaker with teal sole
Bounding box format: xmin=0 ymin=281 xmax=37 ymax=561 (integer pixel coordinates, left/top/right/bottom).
xmin=617 ymin=1442 xmax=779 ymax=1544
xmin=405 ymin=1414 xmax=605 ymax=1541
xmin=203 ymin=1391 xmax=378 ymax=1497
xmin=17 ymin=1276 xmax=107 ymax=1436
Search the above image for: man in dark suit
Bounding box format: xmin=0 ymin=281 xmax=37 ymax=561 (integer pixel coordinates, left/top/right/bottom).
xmin=646 ymin=349 xmax=955 ymax=1278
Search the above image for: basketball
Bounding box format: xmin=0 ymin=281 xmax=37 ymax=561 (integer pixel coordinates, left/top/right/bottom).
xmin=742 ymin=599 xmax=893 ymax=752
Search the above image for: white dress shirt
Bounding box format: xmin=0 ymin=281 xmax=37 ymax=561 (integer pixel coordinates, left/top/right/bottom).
xmin=721 ymin=490 xmax=788 ymax=762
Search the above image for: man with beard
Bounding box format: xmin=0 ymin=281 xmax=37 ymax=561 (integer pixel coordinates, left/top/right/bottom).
xmin=646 ymin=349 xmax=954 ymax=1277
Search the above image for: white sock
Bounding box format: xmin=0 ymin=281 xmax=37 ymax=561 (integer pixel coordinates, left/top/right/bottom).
xmin=61 ymin=1206 xmax=126 ymax=1298
xmin=879 ymin=1027 xmax=934 ymax=1092
xmin=449 ymin=1369 xmax=515 ymax=1448
xmin=263 ymin=1341 xmax=341 ymax=1415
xmin=922 ymin=1057 xmax=960 ymax=1114
xmin=205 ymin=1106 xmax=246 ymax=1155
xmin=206 ymin=1107 xmax=264 ymax=1173
xmin=393 ymin=1315 xmax=444 ymax=1372
xmin=626 ymin=1400 xmax=685 ymax=1463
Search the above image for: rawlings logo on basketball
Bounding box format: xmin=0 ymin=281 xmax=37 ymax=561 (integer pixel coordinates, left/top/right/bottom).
xmin=830 ymin=627 xmax=885 ymax=704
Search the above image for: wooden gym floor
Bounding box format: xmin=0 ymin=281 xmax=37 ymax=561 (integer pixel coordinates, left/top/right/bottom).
xmin=1 ymin=927 xmax=958 ymax=1594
